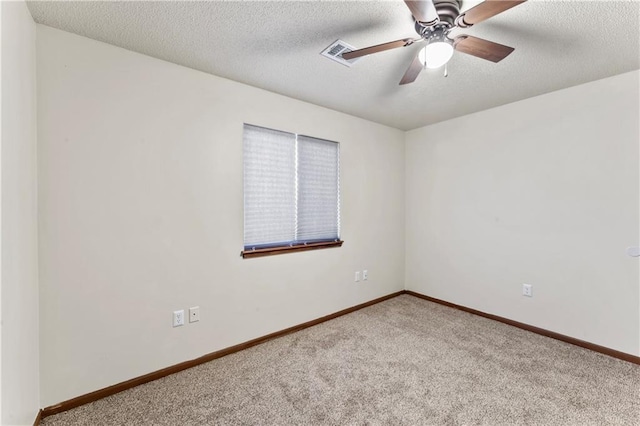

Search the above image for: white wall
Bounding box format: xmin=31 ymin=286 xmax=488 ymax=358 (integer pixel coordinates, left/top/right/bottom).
xmin=1 ymin=1 xmax=39 ymax=424
xmin=33 ymin=17 xmax=639 ymax=409
xmin=1 ymin=5 xmax=3 ymax=421
xmin=37 ymin=25 xmax=405 ymax=406
xmin=406 ymin=70 xmax=640 ymax=356
xmin=1 ymin=5 xmax=3 ymax=420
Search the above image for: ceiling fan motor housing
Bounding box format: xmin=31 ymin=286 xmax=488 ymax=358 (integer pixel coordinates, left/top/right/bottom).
xmin=415 ymin=0 xmax=462 ymax=34
xmin=436 ymin=0 xmax=462 ymax=26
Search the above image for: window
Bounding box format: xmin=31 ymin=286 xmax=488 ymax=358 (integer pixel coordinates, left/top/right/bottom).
xmin=242 ymin=124 xmax=342 ymax=258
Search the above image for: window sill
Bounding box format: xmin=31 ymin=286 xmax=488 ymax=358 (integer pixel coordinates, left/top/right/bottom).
xmin=241 ymin=240 xmax=343 ymax=259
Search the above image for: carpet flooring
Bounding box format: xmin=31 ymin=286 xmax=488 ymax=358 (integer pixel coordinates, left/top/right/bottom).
xmin=42 ymin=295 xmax=640 ymax=425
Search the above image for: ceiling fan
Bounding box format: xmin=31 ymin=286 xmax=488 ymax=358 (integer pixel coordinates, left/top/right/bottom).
xmin=341 ymin=0 xmax=527 ymax=85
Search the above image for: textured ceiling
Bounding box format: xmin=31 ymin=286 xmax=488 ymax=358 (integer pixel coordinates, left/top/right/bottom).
xmin=27 ymin=1 xmax=640 ymax=131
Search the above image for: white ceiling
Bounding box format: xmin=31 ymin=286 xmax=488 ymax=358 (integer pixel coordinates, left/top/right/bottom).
xmin=27 ymin=1 xmax=640 ymax=131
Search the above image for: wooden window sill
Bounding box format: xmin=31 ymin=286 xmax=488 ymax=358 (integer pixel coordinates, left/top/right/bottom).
xmin=241 ymin=240 xmax=343 ymax=259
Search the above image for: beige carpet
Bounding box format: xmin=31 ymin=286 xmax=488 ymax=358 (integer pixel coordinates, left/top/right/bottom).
xmin=42 ymin=295 xmax=640 ymax=425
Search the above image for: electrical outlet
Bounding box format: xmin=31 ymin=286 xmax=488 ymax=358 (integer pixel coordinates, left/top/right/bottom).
xmin=189 ymin=306 xmax=200 ymax=323
xmin=362 ymin=270 xmax=368 ymax=280
xmin=355 ymin=271 xmax=360 ymax=282
xmin=173 ymin=310 xmax=185 ymax=327
xmin=522 ymin=284 xmax=533 ymax=297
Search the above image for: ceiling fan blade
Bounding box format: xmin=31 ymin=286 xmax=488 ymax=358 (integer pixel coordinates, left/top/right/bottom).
xmin=404 ymin=0 xmax=439 ymax=25
xmin=341 ymin=38 xmax=416 ymax=60
xmin=456 ymin=0 xmax=526 ymax=28
xmin=454 ymin=35 xmax=514 ymax=63
xmin=399 ymin=53 xmax=423 ymax=85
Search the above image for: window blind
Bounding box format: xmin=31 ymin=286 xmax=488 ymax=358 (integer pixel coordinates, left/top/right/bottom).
xmin=297 ymin=135 xmax=340 ymax=243
xmin=243 ymin=124 xmax=340 ymax=250
xmin=243 ymin=125 xmax=297 ymax=248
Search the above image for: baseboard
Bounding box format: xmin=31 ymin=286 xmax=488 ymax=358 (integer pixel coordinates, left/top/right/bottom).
xmin=33 ymin=409 xmax=43 ymax=426
xmin=405 ymin=290 xmax=640 ymax=365
xmin=41 ymin=290 xmax=405 ymax=418
xmin=40 ymin=288 xmax=639 ymax=419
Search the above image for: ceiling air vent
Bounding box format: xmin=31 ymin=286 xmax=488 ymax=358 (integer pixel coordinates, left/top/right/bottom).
xmin=321 ymin=40 xmax=361 ymax=67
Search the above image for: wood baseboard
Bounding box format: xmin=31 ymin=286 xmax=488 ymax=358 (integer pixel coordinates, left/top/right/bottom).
xmin=41 ymin=291 xmax=405 ymax=418
xmin=40 ymin=289 xmax=639 ymax=420
xmin=405 ymin=290 xmax=640 ymax=365
xmin=33 ymin=409 xmax=43 ymax=426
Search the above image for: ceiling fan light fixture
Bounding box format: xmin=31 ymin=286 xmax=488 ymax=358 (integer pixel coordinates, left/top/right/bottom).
xmin=419 ymin=38 xmax=454 ymax=69
xmin=341 ymin=0 xmax=527 ymax=85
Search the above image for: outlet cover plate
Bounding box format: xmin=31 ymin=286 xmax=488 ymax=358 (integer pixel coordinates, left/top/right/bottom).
xmin=522 ymin=284 xmax=533 ymax=297
xmin=189 ymin=306 xmax=200 ymax=323
xmin=173 ymin=310 xmax=185 ymax=327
